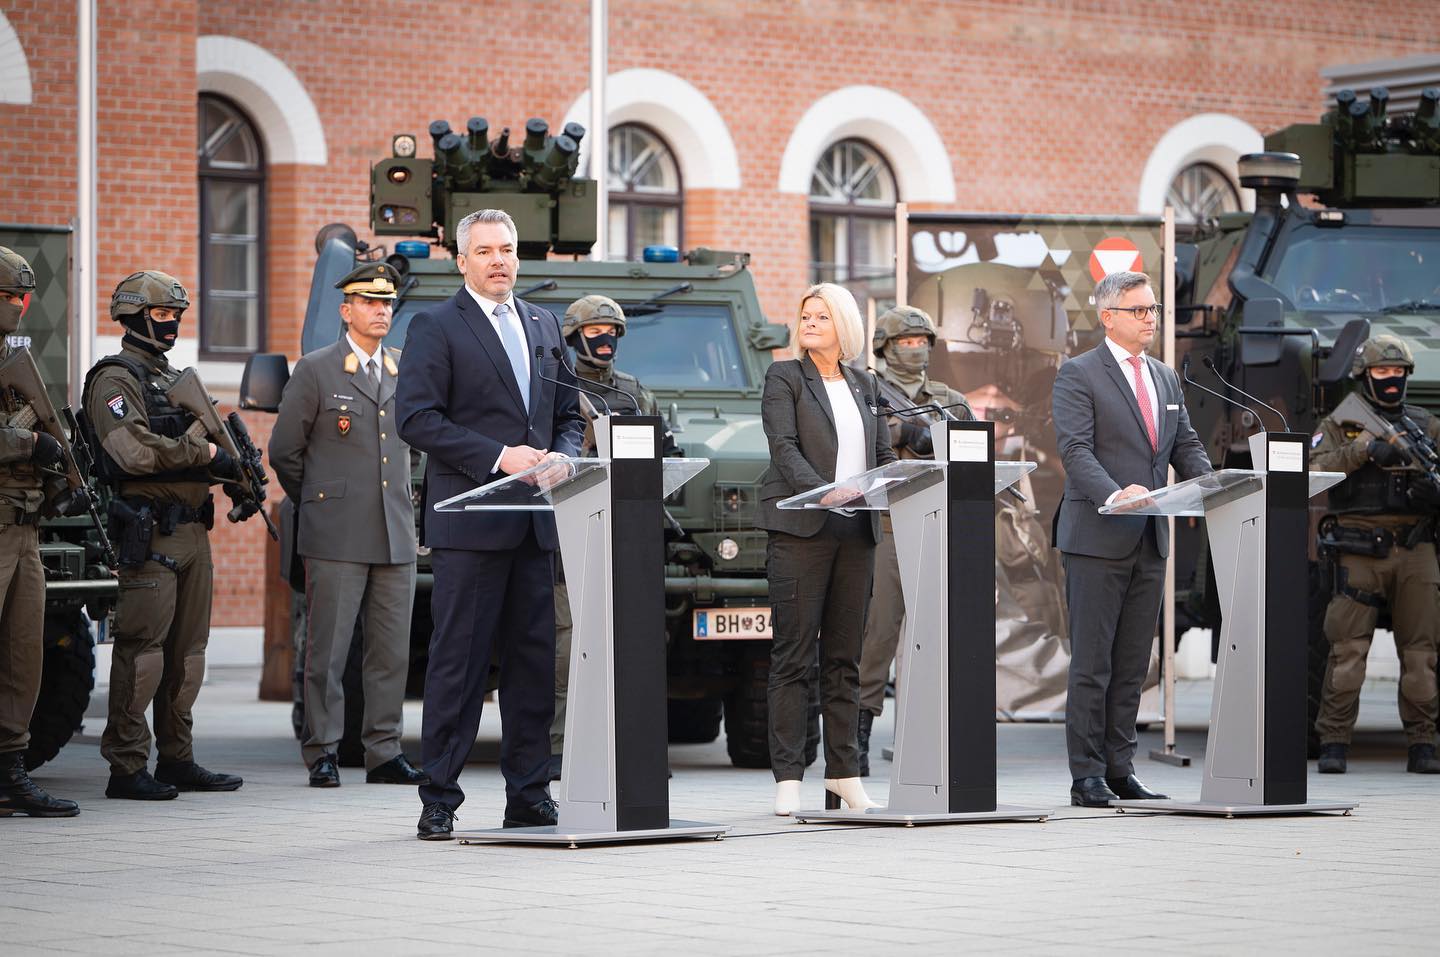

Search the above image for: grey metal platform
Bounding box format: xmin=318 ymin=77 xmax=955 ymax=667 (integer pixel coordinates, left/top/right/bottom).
xmin=795 ymin=805 xmax=1049 ymax=826
xmin=455 ymin=820 xmax=730 ymax=848
xmin=1112 ymin=800 xmax=1356 ymax=818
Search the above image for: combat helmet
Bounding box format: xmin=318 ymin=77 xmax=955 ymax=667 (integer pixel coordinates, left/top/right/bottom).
xmin=562 ymin=294 xmax=627 ymax=339
xmin=110 ymin=270 xmax=189 ymax=353
xmin=872 ymin=305 xmax=936 ymax=355
xmin=0 ymin=247 xmax=36 ymax=297
xmin=1350 ymin=334 xmax=1414 ymax=377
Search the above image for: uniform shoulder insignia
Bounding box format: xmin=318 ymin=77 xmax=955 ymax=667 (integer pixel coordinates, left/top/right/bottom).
xmin=383 ymin=353 xmax=398 ymax=376
xmin=343 ymin=353 xmax=359 ymax=374
xmin=106 ymin=392 xmax=128 ymax=419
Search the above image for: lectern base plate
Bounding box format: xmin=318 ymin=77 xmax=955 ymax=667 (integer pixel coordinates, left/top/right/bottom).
xmin=1111 ymin=799 xmax=1357 ymax=818
xmin=794 ymin=805 xmax=1050 ymax=826
xmin=455 ymin=820 xmax=729 ymax=848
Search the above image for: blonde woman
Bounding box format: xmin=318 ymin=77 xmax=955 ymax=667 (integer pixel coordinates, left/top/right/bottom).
xmin=758 ymin=283 xmax=897 ymax=815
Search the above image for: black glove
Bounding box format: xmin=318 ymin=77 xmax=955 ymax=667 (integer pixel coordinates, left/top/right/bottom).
xmin=30 ymin=431 xmax=64 ymax=468
xmin=1367 ymin=439 xmax=1410 ymax=468
xmin=211 ymin=447 xmax=242 ymax=480
xmin=899 ymin=420 xmax=933 ymax=456
xmin=1408 ymin=475 xmax=1440 ymax=509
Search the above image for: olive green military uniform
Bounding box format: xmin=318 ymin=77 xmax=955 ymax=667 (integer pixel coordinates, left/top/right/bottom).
xmin=1312 ymin=404 xmax=1440 ymax=750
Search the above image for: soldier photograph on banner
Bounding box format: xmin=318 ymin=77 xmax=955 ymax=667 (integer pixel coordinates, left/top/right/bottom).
xmin=904 ymin=214 xmax=1167 ymax=720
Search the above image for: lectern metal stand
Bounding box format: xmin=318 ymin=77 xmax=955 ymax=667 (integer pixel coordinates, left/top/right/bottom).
xmin=1107 ymin=431 xmax=1356 ymax=819
xmin=781 ymin=421 xmax=1052 ymax=826
xmin=436 ymin=415 xmax=728 ymax=847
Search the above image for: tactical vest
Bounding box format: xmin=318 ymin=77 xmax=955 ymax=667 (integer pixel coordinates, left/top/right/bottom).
xmin=1328 ymin=404 xmax=1433 ymax=516
xmin=578 ymin=366 xmax=644 ymax=415
xmin=81 ymin=354 xmax=211 ymax=486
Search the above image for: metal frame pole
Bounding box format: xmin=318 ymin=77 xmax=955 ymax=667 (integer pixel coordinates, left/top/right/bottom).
xmin=74 ymin=0 xmax=97 ymax=405
xmin=589 ymin=0 xmax=608 ymax=261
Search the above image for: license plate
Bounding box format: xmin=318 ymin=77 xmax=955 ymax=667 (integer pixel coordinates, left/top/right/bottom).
xmin=693 ymin=606 xmax=772 ymax=640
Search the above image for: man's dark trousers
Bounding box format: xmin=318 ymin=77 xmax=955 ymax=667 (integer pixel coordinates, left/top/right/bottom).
xmin=420 ymin=531 xmax=555 ymax=810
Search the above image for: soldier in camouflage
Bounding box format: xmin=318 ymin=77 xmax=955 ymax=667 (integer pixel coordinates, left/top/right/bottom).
xmin=1312 ymin=334 xmax=1440 ymax=774
xmin=81 ymin=271 xmax=246 ymax=800
xmin=0 ymin=247 xmax=79 ymax=818
xmin=856 ymin=305 xmax=972 ymax=775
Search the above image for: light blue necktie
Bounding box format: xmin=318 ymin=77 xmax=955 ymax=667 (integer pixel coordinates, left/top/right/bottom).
xmin=493 ymin=301 xmax=530 ymax=411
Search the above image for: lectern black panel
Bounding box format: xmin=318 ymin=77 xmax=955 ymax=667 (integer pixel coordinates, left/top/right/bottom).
xmin=1263 ymin=434 xmax=1309 ymax=806
xmin=609 ymin=415 xmax=669 ymax=830
xmin=946 ymin=421 xmax=997 ymax=813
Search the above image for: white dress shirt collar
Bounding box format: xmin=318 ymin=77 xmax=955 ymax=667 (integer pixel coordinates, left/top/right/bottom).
xmin=1104 ymin=335 xmax=1147 ymax=367
xmin=345 ymin=333 xmax=382 ymax=373
xmin=464 ymin=284 xmax=517 ymax=323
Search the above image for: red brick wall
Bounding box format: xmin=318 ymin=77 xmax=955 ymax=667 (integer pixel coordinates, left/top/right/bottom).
xmin=3 ymin=0 xmax=1437 ymax=624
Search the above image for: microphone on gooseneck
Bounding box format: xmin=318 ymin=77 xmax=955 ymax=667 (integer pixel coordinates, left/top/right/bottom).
xmin=549 ymin=346 xmax=639 ymax=412
xmin=1201 ymin=355 xmax=1290 ymax=432
xmin=1183 ymin=354 xmax=1262 ymax=435
xmin=534 ymin=345 xmax=612 ymax=415
xmin=877 ymin=396 xmax=967 ymax=420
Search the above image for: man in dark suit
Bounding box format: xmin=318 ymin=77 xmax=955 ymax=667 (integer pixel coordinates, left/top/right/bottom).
xmin=1051 ymin=270 xmax=1212 ymax=808
xmin=396 ymin=209 xmax=585 ymax=840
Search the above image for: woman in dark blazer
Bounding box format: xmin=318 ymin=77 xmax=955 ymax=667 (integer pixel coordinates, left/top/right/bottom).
xmin=759 ymin=282 xmax=897 ymax=815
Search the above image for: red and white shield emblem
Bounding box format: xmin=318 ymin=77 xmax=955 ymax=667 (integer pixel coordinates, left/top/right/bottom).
xmin=337 ymin=414 xmax=351 ymax=436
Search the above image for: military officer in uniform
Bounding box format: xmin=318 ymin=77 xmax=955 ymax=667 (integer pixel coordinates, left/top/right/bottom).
xmin=0 ymin=247 xmax=79 ymax=818
xmin=549 ymin=294 xmax=678 ymax=778
xmin=856 ymin=306 xmax=972 ymax=774
xmin=269 ymin=262 xmax=428 ymax=788
xmin=82 ymin=271 xmax=245 ymax=800
xmin=1312 ymin=334 xmax=1440 ymax=774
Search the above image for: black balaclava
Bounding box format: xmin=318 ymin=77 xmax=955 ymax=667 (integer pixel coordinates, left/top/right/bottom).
xmin=570 ymin=330 xmax=618 ymax=371
xmin=122 ymin=308 xmax=181 ymax=355
xmin=1365 ymin=370 xmax=1408 ymax=408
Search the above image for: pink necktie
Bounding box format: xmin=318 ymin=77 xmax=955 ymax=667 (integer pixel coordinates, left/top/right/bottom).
xmin=1127 ymin=356 xmax=1158 ymax=451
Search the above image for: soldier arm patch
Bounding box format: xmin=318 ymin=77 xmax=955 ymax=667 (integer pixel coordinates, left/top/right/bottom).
xmin=106 ymin=392 xmax=128 ymax=419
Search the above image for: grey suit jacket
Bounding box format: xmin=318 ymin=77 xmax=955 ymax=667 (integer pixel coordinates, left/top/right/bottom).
xmin=1052 ymin=341 xmax=1212 ymax=560
xmin=758 ymin=355 xmax=897 ymax=542
xmin=269 ymin=337 xmax=416 ymax=565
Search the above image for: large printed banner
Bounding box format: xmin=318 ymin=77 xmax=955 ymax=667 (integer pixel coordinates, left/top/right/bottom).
xmin=904 ymin=213 xmax=1165 ymax=719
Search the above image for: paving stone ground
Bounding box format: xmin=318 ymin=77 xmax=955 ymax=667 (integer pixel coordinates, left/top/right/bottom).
xmin=3 ymin=669 xmax=1434 ymax=956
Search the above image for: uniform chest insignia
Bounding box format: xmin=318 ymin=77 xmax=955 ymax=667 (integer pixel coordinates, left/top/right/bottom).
xmin=343 ymin=353 xmax=359 ymax=374
xmin=332 ymin=393 xmax=354 ymax=401
xmin=107 ymin=393 xmax=127 ymax=419
xmin=337 ymin=414 xmax=351 ymax=436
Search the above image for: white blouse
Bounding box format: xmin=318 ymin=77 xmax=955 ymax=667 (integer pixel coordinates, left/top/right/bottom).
xmin=825 ymin=377 xmax=866 ymax=483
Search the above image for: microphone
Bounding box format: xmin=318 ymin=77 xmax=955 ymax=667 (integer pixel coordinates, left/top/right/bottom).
xmin=534 ymin=345 xmax=612 ymax=415
xmin=549 ymin=345 xmax=639 ymax=412
xmin=1183 ymin=354 xmax=1262 ymax=435
xmin=877 ymin=395 xmax=967 ymax=420
xmin=1202 ymin=355 xmax=1289 ymax=432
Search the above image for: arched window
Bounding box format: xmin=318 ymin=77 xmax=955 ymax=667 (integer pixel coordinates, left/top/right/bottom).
xmin=198 ymin=94 xmax=265 ymax=356
xmin=809 ymin=138 xmax=897 ymax=316
xmin=1166 ymin=161 xmax=1241 ymax=226
xmin=607 ymin=124 xmax=683 ymax=261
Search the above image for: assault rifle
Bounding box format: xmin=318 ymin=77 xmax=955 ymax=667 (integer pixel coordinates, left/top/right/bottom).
xmin=166 ymin=369 xmax=279 ymax=540
xmin=1331 ymin=391 xmax=1440 ymax=499
xmin=0 ymin=347 xmax=116 ymax=566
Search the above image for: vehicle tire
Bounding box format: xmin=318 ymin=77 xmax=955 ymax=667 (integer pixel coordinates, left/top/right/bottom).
xmin=667 ymin=697 xmax=722 ymax=744
xmin=1307 ymin=562 xmax=1332 ymax=760
xmin=24 ymin=610 xmax=96 ymax=771
xmin=724 ymin=643 xmax=819 ymax=770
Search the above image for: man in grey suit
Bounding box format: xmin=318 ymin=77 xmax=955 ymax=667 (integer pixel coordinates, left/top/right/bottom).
xmin=269 ymin=262 xmax=428 ymax=788
xmin=1052 ymin=270 xmax=1212 ymax=807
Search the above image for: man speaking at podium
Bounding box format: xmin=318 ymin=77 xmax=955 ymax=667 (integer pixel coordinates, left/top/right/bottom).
xmin=1052 ymin=270 xmax=1212 ymax=807
xmin=397 ymin=208 xmax=585 ymax=839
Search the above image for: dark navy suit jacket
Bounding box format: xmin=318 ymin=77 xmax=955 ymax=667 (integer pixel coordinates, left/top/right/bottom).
xmin=396 ymin=286 xmax=585 ymax=551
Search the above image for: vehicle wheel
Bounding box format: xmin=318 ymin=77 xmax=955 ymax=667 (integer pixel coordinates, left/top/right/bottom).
xmin=724 ymin=643 xmax=819 ymax=770
xmin=1307 ymin=562 xmax=1332 ymax=760
xmin=24 ymin=610 xmax=96 ymax=771
xmin=667 ymin=697 xmax=722 ymax=744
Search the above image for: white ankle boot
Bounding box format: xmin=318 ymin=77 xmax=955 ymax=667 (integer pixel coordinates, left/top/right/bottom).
xmin=824 ymin=776 xmax=878 ymax=810
xmin=774 ymin=779 xmax=801 ymax=816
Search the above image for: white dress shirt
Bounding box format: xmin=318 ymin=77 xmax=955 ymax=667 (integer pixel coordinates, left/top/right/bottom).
xmin=825 ymin=377 xmax=867 ymax=483
xmin=1104 ymin=336 xmax=1160 ymax=505
xmin=345 ymin=333 xmax=383 ymax=382
xmin=464 ymin=284 xmax=531 ymax=474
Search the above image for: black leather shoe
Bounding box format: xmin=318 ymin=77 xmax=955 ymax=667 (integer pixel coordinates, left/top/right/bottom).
xmin=1318 ymin=743 xmax=1348 ymax=774
xmin=417 ymin=802 xmax=455 ymax=841
xmin=309 ymin=754 xmax=340 ymax=788
xmin=857 ymin=710 xmax=874 ymax=778
xmin=1407 ymin=743 xmax=1440 ymax=773
xmin=155 ymin=761 xmax=243 ymax=792
xmin=1070 ymin=776 xmax=1118 ymax=808
xmin=1106 ymin=774 xmax=1168 ymax=800
xmin=366 ymin=755 xmax=430 ymax=785
xmin=503 ymin=797 xmax=559 ymax=828
xmin=547 ymin=754 xmax=563 ymax=783
xmin=0 ymin=751 xmax=79 ymax=817
xmin=106 ymin=768 xmax=179 ymax=801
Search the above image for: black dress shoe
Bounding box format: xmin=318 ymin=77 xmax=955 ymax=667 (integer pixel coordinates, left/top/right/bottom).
xmin=106 ymin=768 xmax=179 ymax=801
xmin=1070 ymin=776 xmax=1119 ymax=808
xmin=366 ymin=755 xmax=430 ymax=785
xmin=155 ymin=761 xmax=243 ymax=792
xmin=309 ymin=754 xmax=340 ymax=788
xmin=503 ymin=797 xmax=559 ymax=828
xmin=417 ymin=802 xmax=455 ymax=841
xmin=1106 ymin=774 xmax=1168 ymax=800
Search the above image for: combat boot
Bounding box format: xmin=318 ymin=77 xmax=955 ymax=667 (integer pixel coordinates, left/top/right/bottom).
xmin=0 ymin=751 xmax=80 ymax=818
xmin=857 ymin=710 xmax=874 ymax=778
xmin=1406 ymin=744 xmax=1440 ymax=774
xmin=155 ymin=761 xmax=243 ymax=792
xmin=106 ymin=767 xmax=179 ymax=800
xmin=1317 ymin=743 xmax=1348 ymax=774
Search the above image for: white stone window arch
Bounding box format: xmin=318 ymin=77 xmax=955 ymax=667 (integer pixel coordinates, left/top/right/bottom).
xmin=562 ymin=69 xmax=741 ymax=191
xmin=778 ymin=86 xmax=955 ymax=203
xmin=195 ymin=35 xmax=327 ymax=166
xmin=0 ymin=12 xmax=33 ymax=105
xmin=1137 ymin=114 xmax=1264 ymax=217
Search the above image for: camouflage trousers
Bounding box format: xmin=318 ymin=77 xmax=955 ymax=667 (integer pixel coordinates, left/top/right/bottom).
xmin=858 ymin=515 xmax=903 ymax=717
xmin=1317 ymin=541 xmax=1440 ymax=746
xmin=0 ymin=523 xmax=43 ymax=753
xmin=551 ymin=580 xmax=572 ymax=756
xmin=101 ymin=522 xmax=213 ymax=774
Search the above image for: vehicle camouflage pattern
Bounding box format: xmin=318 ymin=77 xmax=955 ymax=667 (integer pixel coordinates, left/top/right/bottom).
xmin=1172 ymin=86 xmax=1440 ymax=745
xmin=264 ymin=116 xmax=809 ymax=768
xmin=0 ymin=224 xmax=119 ymax=770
